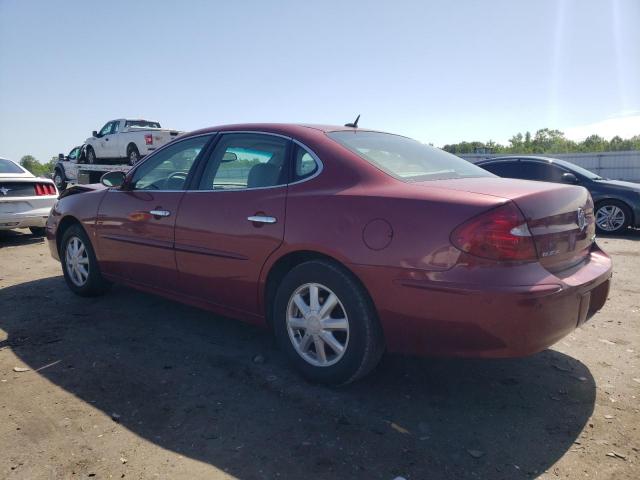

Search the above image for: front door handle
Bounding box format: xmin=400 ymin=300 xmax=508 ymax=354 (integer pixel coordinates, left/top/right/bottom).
xmin=149 ymin=209 xmax=171 ymax=218
xmin=247 ymin=215 xmax=277 ymax=224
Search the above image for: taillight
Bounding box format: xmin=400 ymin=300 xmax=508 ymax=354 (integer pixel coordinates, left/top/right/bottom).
xmin=145 ymin=134 xmax=153 ymax=145
xmin=34 ymin=183 xmax=57 ymax=196
xmin=450 ymin=202 xmax=538 ymax=261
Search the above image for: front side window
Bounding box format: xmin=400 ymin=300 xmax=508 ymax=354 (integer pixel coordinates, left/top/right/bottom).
xmin=328 ymin=131 xmax=492 ymax=182
xmin=480 ymin=161 xmax=520 ymax=177
xmin=68 ymin=148 xmax=80 ymax=160
xmin=98 ymin=122 xmax=113 ymax=137
xmin=131 ymin=135 xmax=212 ymax=190
xmin=199 ymin=133 xmax=289 ymax=190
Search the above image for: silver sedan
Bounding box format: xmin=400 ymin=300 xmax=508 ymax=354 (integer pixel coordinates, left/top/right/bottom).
xmin=0 ymin=157 xmax=58 ymax=236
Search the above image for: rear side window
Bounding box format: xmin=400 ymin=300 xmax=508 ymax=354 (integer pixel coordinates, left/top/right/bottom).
xmin=0 ymin=159 xmax=24 ymax=174
xmin=328 ymin=130 xmax=492 ymax=182
xmin=198 ymin=133 xmax=289 ymax=190
xmin=292 ymin=144 xmax=319 ymax=181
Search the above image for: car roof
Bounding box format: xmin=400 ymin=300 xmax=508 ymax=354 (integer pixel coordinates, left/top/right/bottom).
xmin=184 ymin=123 xmax=381 ymax=138
xmin=477 ymin=155 xmax=556 ymax=164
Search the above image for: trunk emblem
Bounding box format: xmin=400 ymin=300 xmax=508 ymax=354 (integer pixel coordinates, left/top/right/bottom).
xmin=0 ymin=187 xmax=10 ymax=196
xmin=577 ymin=207 xmax=587 ymax=232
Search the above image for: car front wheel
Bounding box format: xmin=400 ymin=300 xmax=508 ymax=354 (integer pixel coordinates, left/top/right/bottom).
xmin=60 ymin=224 xmax=110 ymax=296
xmin=273 ymin=260 xmax=384 ymax=385
xmin=595 ymin=201 xmax=631 ymax=234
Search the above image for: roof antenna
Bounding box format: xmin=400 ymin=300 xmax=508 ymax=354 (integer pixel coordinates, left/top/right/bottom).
xmin=345 ymin=114 xmax=360 ymax=128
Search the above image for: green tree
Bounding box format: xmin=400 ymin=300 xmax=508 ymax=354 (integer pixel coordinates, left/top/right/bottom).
xmin=19 ymin=155 xmax=55 ymax=177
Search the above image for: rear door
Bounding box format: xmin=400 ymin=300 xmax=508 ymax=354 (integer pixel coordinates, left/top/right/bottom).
xmin=96 ymin=134 xmax=213 ymax=290
xmin=174 ymin=132 xmax=291 ymax=318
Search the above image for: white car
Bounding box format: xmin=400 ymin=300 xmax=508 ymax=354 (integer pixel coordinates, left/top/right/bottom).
xmin=0 ymin=157 xmax=58 ymax=236
xmin=85 ymin=119 xmax=182 ymax=165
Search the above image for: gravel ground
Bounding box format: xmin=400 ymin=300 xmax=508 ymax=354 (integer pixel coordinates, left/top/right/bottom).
xmin=0 ymin=228 xmax=638 ymax=480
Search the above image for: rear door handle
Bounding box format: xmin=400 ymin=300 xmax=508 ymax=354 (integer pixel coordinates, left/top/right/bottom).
xmin=149 ymin=209 xmax=171 ymax=217
xmin=247 ymin=215 xmax=277 ymax=224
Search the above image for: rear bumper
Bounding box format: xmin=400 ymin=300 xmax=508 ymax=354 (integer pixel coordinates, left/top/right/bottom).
xmin=0 ymin=206 xmax=53 ymax=229
xmin=351 ymin=246 xmax=612 ymax=358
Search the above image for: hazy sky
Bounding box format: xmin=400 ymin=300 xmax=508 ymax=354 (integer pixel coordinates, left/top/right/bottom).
xmin=1 ymin=0 xmax=639 ymax=162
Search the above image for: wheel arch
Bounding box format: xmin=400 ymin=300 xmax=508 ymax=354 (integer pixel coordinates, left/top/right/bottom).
xmin=261 ymin=249 xmax=378 ymax=329
xmin=55 ymin=215 xmax=85 ymax=256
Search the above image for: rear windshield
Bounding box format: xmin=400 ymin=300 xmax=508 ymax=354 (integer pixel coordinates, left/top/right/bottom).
xmin=0 ymin=159 xmax=24 ymax=174
xmin=125 ymin=120 xmax=161 ymax=129
xmin=328 ymin=131 xmax=493 ymax=181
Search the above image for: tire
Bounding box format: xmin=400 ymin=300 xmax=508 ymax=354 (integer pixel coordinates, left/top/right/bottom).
xmin=86 ymin=146 xmax=96 ymax=164
xmin=595 ymin=200 xmax=631 ymax=235
xmin=53 ymin=169 xmax=67 ymax=191
xmin=60 ymin=224 xmax=111 ymax=296
xmin=127 ymin=144 xmax=140 ymax=165
xmin=273 ymin=260 xmax=384 ymax=385
xmin=29 ymin=227 xmax=46 ymax=237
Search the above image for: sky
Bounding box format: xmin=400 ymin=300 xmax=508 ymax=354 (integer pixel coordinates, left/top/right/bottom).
xmin=0 ymin=0 xmax=639 ymax=162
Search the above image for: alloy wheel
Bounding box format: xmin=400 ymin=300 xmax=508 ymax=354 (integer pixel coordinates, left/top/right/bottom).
xmin=286 ymin=283 xmax=350 ymax=367
xmin=65 ymin=236 xmax=90 ymax=287
xmin=596 ymin=205 xmax=625 ymax=232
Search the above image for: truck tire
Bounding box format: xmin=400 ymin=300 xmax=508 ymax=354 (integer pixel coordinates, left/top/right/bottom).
xmin=53 ymin=169 xmax=67 ymax=191
xmin=127 ymin=144 xmax=140 ymax=165
xmin=86 ymin=146 xmax=96 ymax=164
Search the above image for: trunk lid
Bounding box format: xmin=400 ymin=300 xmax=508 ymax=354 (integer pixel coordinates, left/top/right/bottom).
xmin=419 ymin=177 xmax=596 ymax=272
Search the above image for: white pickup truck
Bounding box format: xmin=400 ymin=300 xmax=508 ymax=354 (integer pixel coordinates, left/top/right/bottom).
xmin=85 ymin=119 xmax=182 ymax=165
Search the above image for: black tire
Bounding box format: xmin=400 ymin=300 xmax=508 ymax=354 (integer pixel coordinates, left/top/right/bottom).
xmin=60 ymin=224 xmax=111 ymax=296
xmin=53 ymin=169 xmax=67 ymax=191
xmin=86 ymin=146 xmax=96 ymax=164
xmin=273 ymin=260 xmax=384 ymax=385
xmin=595 ymin=200 xmax=631 ymax=235
xmin=29 ymin=227 xmax=46 ymax=237
xmin=127 ymin=144 xmax=140 ymax=165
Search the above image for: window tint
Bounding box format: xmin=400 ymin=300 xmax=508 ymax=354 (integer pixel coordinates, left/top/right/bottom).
xmin=68 ymin=148 xmax=79 ymax=160
xmin=199 ymin=133 xmax=289 ymax=190
xmin=480 ymin=161 xmax=520 ymax=177
xmin=0 ymin=159 xmax=24 ymax=174
xmin=293 ymin=144 xmax=319 ymax=181
xmin=517 ymin=162 xmax=560 ymax=181
xmin=131 ymin=135 xmax=212 ymax=190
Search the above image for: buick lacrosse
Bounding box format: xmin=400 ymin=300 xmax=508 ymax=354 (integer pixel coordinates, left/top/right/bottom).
xmin=47 ymin=124 xmax=612 ymax=384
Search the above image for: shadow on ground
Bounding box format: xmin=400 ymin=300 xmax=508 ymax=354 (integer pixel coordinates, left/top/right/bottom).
xmin=0 ymin=229 xmax=45 ymax=248
xmin=1 ymin=277 xmax=596 ymax=479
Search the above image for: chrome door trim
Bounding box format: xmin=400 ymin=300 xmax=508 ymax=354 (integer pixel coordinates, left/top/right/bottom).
xmin=247 ymin=215 xmax=277 ymax=224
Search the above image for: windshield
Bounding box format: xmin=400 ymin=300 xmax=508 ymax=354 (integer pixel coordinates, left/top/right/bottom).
xmin=0 ymin=158 xmax=24 ymax=174
xmin=125 ymin=120 xmax=161 ymax=129
xmin=328 ymin=131 xmax=493 ymax=182
xmin=553 ymin=158 xmax=605 ymax=180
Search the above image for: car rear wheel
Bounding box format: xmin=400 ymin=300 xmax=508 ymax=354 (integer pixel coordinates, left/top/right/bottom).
xmin=86 ymin=146 xmax=96 ymax=164
xmin=60 ymin=224 xmax=110 ymax=296
xmin=595 ymin=201 xmax=631 ymax=234
xmin=29 ymin=227 xmax=46 ymax=237
xmin=273 ymin=260 xmax=384 ymax=385
xmin=127 ymin=144 xmax=140 ymax=165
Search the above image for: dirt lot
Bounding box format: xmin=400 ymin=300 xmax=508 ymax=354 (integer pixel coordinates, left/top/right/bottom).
xmin=0 ymin=229 xmax=638 ymax=480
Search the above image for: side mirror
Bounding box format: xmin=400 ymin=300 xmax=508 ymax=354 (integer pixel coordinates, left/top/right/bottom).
xmin=101 ymin=171 xmax=126 ymax=188
xmin=222 ymin=151 xmax=238 ymax=162
xmin=92 ymin=130 xmax=98 ymax=137
xmin=561 ymin=172 xmax=579 ymax=184
xmin=58 ymin=153 xmax=65 ymax=161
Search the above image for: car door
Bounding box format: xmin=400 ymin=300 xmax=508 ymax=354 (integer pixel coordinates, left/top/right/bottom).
xmin=95 ymin=134 xmax=214 ymax=290
xmin=174 ymin=132 xmax=291 ymax=319
xmin=103 ymin=120 xmax=121 ymax=157
xmin=94 ymin=121 xmax=115 ymax=159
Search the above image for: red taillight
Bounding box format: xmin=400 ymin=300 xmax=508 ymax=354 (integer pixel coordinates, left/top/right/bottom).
xmin=450 ymin=202 xmax=538 ymax=261
xmin=145 ymin=134 xmax=153 ymax=145
xmin=34 ymin=183 xmax=57 ymax=196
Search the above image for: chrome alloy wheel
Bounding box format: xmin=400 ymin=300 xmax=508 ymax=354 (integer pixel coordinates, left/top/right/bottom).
xmin=65 ymin=236 xmax=89 ymax=287
xmin=596 ymin=205 xmax=625 ymax=232
xmin=286 ymin=283 xmax=350 ymax=367
xmin=129 ymin=150 xmax=139 ymax=164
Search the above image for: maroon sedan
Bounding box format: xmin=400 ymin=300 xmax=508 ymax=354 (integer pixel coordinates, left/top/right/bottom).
xmin=46 ymin=124 xmax=612 ymax=384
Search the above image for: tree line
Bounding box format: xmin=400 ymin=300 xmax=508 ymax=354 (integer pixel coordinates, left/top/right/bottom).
xmin=19 ymin=155 xmax=57 ymax=177
xmin=443 ymin=128 xmax=640 ymax=155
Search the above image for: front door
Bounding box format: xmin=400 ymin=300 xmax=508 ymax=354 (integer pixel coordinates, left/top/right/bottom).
xmin=174 ymin=132 xmax=290 ymax=319
xmin=96 ymin=134 xmax=214 ymax=290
